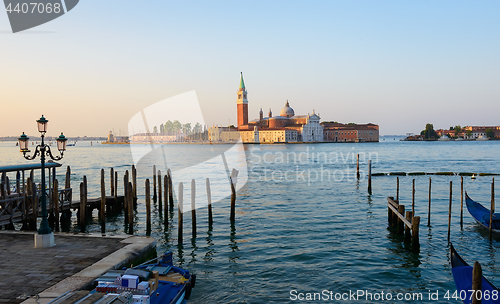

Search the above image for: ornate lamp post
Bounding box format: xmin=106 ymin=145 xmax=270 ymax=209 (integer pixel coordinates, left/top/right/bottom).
xmin=18 ymin=115 xmax=67 ymax=246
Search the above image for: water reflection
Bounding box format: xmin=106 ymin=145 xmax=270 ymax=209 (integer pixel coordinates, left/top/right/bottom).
xmin=204 ymin=230 xmax=216 ymax=263
xmin=228 ymin=222 xmax=240 ymax=263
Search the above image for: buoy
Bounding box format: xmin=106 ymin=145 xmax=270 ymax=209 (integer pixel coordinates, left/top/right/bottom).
xmin=471 ymin=174 xmax=476 ymax=180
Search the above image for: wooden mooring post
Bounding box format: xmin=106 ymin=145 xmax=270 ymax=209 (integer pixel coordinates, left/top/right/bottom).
xmin=490 ymin=177 xmax=495 ymax=241
xmin=191 ymin=179 xmax=196 ymax=238
xmin=356 ymin=154 xmax=360 ymax=180
xmin=230 ymin=169 xmax=238 ymax=222
xmin=396 ymin=177 xmax=399 ymax=202
xmin=168 ymin=169 xmax=173 ymax=210
xmin=387 ymin=197 xmax=420 ymax=251
xmin=123 ymin=172 xmax=129 ymax=220
xmin=412 ymin=179 xmax=415 ymax=214
xmin=428 ymin=177 xmax=432 ymax=226
xmin=158 ymin=170 xmax=162 ymax=208
xmin=368 ymin=160 xmax=372 ymax=194
xmin=132 ymin=165 xmax=137 ymax=200
xmin=178 ymin=182 xmax=183 ymax=244
xmin=153 ymin=165 xmax=157 ymax=201
xmin=145 ymin=179 xmax=151 ymax=235
xmin=127 ymin=182 xmax=133 ymax=235
xmin=100 ymin=169 xmax=106 ymax=233
xmin=447 ymin=181 xmax=453 ymax=243
xmin=114 ymin=171 xmax=118 ymax=205
xmin=206 ymin=178 xmax=213 ymax=227
xmin=110 ymin=167 xmax=114 ymax=198
xmin=163 ymin=175 xmax=168 ymax=220
xmin=472 ymin=261 xmax=482 ymax=304
xmin=460 ymin=176 xmax=464 ymax=229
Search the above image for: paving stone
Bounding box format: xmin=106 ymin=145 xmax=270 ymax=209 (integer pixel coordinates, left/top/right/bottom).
xmin=0 ymin=232 xmax=127 ymax=303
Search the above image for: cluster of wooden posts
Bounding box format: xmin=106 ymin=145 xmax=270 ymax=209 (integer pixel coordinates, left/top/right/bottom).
xmin=75 ymin=164 xmax=238 ymax=244
xmin=387 ymin=175 xmax=497 ymax=252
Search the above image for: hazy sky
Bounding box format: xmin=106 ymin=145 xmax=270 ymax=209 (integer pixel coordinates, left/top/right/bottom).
xmin=1 ymin=1 xmax=499 ymax=137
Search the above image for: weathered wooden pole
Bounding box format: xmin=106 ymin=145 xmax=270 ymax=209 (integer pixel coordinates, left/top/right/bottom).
xmin=153 ymin=165 xmax=157 ymax=201
xmin=412 ymin=216 xmax=420 ymax=251
xmin=405 ymin=211 xmax=413 ymax=243
xmin=230 ymin=169 xmax=238 ymax=222
xmin=158 ymin=170 xmax=162 ymax=208
xmin=392 ymin=198 xmax=399 ymax=227
xmin=397 ymin=204 xmax=405 ymax=234
xmin=146 ymin=179 xmax=151 ymax=235
xmin=356 ymin=154 xmax=360 ymax=180
xmin=100 ymin=169 xmax=106 ymax=233
xmin=65 ymin=166 xmax=71 ymax=190
xmin=132 ymin=165 xmax=137 ymax=200
xmin=191 ymin=179 xmax=196 ymax=238
xmin=128 ymin=182 xmax=133 ymax=235
xmin=206 ymin=178 xmax=213 ymax=227
xmin=448 ymin=181 xmax=453 ymax=243
xmin=472 ymin=261 xmax=482 ymax=304
xmin=388 ymin=197 xmax=393 ymax=226
xmin=178 ymin=182 xmax=183 ymax=244
xmin=79 ymin=182 xmax=85 ymax=229
xmin=411 ymin=179 xmax=415 ymax=214
xmin=123 ymin=173 xmax=128 ymax=216
xmin=428 ymin=177 xmax=432 ymax=226
xmin=460 ymin=176 xmax=464 ymax=229
xmin=110 ymin=168 xmax=115 ymax=197
xmin=490 ymin=177 xmax=495 ymax=241
xmin=163 ymin=175 xmax=168 ymax=219
xmin=114 ymin=171 xmax=118 ymax=205
xmin=368 ymin=160 xmax=372 ymax=194
xmin=53 ymin=179 xmax=59 ymax=232
xmin=396 ymin=177 xmax=399 ymax=202
xmin=168 ymin=169 xmax=173 ymax=209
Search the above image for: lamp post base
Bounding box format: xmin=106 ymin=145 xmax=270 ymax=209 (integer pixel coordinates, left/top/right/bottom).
xmin=34 ymin=232 xmax=55 ymax=248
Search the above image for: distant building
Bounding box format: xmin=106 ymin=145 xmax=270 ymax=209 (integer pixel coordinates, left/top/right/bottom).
xmin=107 ymin=131 xmax=115 ymax=143
xmin=322 ymin=122 xmax=379 ymax=142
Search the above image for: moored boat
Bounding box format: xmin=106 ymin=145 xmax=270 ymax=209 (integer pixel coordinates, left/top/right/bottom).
xmin=450 ymin=243 xmax=500 ymax=304
xmin=465 ymin=192 xmax=500 ymax=231
xmin=94 ymin=251 xmax=195 ymax=304
xmin=49 ymin=251 xmax=195 ymax=303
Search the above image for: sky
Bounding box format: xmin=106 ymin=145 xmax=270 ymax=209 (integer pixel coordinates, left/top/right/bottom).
xmin=1 ymin=0 xmax=499 ymax=137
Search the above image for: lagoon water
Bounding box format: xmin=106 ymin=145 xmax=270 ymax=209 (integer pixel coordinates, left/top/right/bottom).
xmin=1 ymin=139 xmax=500 ymax=303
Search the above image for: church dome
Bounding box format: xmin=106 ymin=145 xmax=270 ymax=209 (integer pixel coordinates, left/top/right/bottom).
xmin=280 ymin=100 xmax=295 ymax=118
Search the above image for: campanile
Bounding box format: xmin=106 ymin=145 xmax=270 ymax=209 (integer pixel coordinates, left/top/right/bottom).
xmin=237 ymin=72 xmax=248 ymax=128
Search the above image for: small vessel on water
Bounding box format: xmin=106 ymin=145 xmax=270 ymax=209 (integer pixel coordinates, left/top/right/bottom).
xmin=438 ymin=134 xmax=451 ymax=141
xmin=67 ymin=141 xmax=77 ymax=146
xmin=450 ymin=243 xmax=500 ymax=304
xmin=465 ymin=192 xmax=500 ymax=232
xmin=49 ymin=251 xmax=195 ymax=304
xmin=477 ymin=135 xmax=490 ymax=141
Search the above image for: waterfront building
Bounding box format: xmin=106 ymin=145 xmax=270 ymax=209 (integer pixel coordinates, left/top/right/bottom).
xmin=322 ymin=122 xmax=379 ymax=142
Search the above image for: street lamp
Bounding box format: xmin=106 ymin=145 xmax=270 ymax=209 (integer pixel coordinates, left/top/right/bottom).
xmin=18 ymin=115 xmax=67 ymax=243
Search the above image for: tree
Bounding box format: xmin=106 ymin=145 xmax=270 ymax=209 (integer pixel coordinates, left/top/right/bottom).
xmin=153 ymin=126 xmax=158 ymax=134
xmin=182 ymin=123 xmax=192 ymax=135
xmin=485 ymin=128 xmax=494 ymax=139
xmin=160 ymin=123 xmax=164 ymax=134
xmin=421 ymin=123 xmax=437 ymax=139
xmin=164 ymin=120 xmax=173 ymax=134
xmin=454 ymin=125 xmax=462 ymax=137
xmin=172 ymin=120 xmax=182 ymax=133
xmin=466 ymin=130 xmax=472 ymax=138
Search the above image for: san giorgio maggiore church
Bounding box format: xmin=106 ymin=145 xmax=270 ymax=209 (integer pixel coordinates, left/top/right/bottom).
xmin=209 ymin=73 xmax=379 ymax=143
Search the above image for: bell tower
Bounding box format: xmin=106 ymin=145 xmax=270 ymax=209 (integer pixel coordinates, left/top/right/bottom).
xmin=237 ymin=72 xmax=248 ymax=128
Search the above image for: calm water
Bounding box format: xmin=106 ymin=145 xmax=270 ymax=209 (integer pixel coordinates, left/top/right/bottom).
xmin=1 ymin=140 xmax=500 ymax=303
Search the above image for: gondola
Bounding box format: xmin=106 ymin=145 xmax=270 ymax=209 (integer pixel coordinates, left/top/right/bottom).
xmin=450 ymin=243 xmax=500 ymax=304
xmin=465 ymin=192 xmax=500 ymax=231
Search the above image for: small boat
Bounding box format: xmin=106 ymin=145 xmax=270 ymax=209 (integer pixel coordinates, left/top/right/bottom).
xmin=67 ymin=141 xmax=77 ymax=146
xmin=49 ymin=251 xmax=195 ymax=304
xmin=450 ymin=243 xmax=500 ymax=304
xmin=465 ymin=192 xmax=500 ymax=231
xmin=477 ymin=135 xmax=490 ymax=141
xmin=438 ymin=134 xmax=451 ymax=141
